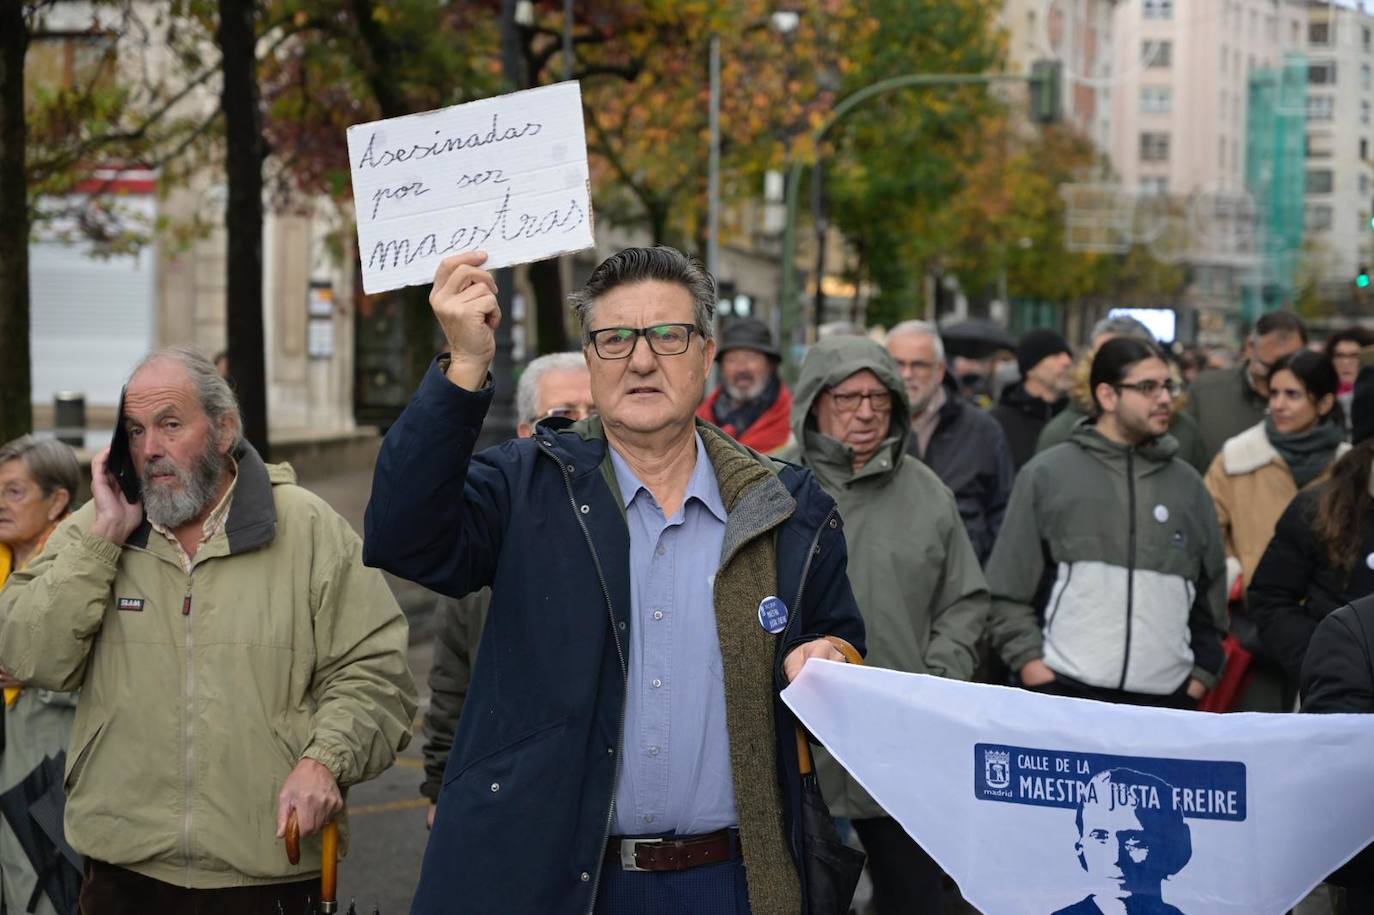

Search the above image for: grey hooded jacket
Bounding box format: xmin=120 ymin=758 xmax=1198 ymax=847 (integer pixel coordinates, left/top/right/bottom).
xmin=987 ymin=418 xmax=1228 ymax=694
xmin=779 ymin=335 xmax=989 ymax=818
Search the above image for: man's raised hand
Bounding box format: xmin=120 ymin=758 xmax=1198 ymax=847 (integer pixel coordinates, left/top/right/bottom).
xmin=430 ymin=251 xmax=500 ymax=391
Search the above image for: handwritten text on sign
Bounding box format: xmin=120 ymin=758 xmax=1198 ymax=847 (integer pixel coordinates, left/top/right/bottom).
xmin=347 ymin=81 xmax=595 ymax=294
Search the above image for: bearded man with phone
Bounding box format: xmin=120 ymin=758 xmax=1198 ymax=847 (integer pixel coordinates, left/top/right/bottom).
xmin=0 ymin=347 xmax=416 ymax=915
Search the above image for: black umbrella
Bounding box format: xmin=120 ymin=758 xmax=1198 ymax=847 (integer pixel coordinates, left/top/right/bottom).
xmin=0 ymin=752 xmax=82 ymax=915
xmin=939 ymin=319 xmax=1017 ymax=360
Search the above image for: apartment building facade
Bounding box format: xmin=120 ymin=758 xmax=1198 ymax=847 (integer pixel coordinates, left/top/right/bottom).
xmin=1109 ymin=0 xmax=1310 ymax=335
xmin=1303 ymin=0 xmax=1374 ymax=298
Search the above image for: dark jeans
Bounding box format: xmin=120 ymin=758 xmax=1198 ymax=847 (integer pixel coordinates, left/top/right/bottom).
xmin=79 ymin=860 xmax=317 ymax=915
xmin=1027 ymin=672 xmax=1198 ymax=709
xmin=851 ymin=816 xmax=945 ymax=915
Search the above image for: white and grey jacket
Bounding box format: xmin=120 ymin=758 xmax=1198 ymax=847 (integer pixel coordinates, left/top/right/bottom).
xmin=986 ymin=419 xmax=1228 ymax=695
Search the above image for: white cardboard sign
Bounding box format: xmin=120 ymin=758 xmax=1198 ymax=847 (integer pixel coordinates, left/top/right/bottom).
xmin=347 ymin=81 xmax=595 ymax=294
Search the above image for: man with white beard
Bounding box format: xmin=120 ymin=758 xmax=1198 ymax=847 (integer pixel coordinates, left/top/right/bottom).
xmin=696 ymin=317 xmax=795 ymax=453
xmin=0 ymin=346 xmax=416 ymax=914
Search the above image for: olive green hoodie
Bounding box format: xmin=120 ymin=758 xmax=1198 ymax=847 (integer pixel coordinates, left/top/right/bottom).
xmin=0 ymin=448 xmax=417 ymax=888
xmin=780 ymin=335 xmax=989 ymax=818
xmin=987 ymin=420 xmax=1227 ymax=694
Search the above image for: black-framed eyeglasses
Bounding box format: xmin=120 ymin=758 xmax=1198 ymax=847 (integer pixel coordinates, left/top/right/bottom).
xmin=1116 ymin=379 xmax=1181 ymax=398
xmin=586 ymin=324 xmax=698 ymax=360
xmin=826 ymin=389 xmax=893 ymax=414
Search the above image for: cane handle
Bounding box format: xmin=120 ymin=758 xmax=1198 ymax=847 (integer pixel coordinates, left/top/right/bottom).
xmin=794 ymin=636 xmax=863 ymax=776
xmin=284 ymin=808 xmax=301 ymax=865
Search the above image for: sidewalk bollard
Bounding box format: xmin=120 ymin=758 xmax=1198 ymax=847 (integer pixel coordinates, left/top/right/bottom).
xmin=53 ymin=392 xmax=85 ymax=448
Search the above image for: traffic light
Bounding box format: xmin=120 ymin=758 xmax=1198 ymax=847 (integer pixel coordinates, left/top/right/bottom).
xmin=1030 ymin=60 xmax=1063 ymax=125
xmin=1359 ymin=266 xmax=1371 ymax=289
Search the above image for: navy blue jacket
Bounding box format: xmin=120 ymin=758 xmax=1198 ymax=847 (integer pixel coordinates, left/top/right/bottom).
xmin=363 ymin=362 xmax=865 ymax=915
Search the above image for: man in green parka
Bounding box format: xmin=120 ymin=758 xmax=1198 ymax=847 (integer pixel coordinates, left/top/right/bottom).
xmin=778 ymin=335 xmax=989 ymax=915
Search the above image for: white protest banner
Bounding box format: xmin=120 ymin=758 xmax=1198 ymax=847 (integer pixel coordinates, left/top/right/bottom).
xmin=783 ymin=662 xmax=1374 ymax=915
xmin=347 ymin=81 xmax=594 ymax=294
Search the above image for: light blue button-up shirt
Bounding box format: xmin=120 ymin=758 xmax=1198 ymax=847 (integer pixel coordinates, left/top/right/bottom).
xmin=609 ymin=433 xmax=738 ymax=836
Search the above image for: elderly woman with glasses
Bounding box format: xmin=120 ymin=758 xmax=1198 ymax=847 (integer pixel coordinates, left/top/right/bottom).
xmin=0 ymin=435 xmax=81 ymax=915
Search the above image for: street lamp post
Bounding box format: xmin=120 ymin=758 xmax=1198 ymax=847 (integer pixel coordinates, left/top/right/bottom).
xmin=708 ymin=35 xmax=721 ymax=279
xmin=777 ymin=68 xmax=1053 ymax=368
xmin=707 ymin=11 xmax=801 ymax=284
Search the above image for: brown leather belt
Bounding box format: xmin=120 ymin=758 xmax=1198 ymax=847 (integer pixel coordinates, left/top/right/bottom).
xmin=604 ymin=828 xmax=740 ymax=872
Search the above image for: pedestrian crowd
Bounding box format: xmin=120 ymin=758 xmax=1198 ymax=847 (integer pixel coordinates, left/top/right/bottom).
xmin=0 ymin=244 xmax=1371 ymax=914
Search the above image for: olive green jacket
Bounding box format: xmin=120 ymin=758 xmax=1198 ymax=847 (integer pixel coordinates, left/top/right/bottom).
xmin=781 ymin=335 xmax=990 ymax=818
xmin=0 ymin=448 xmax=417 ymax=888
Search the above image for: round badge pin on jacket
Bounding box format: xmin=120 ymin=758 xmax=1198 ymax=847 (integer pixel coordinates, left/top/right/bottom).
xmin=758 ymin=596 xmax=789 ymax=634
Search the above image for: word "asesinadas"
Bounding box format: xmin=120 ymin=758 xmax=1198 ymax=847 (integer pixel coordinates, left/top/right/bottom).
xmin=356 ymin=115 xmax=543 ymax=171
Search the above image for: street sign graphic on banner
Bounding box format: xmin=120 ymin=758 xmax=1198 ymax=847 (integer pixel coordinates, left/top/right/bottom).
xmin=783 ymin=661 xmax=1374 ymax=915
xmin=347 ymin=81 xmax=595 ymax=294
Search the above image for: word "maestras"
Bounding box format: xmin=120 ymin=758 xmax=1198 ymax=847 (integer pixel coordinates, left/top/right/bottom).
xmin=367 ymin=188 xmax=584 ymax=272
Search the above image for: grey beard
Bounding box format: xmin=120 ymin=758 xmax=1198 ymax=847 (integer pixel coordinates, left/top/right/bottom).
xmin=142 ymin=446 xmax=227 ymax=529
xmin=723 ymin=380 xmax=766 ymax=403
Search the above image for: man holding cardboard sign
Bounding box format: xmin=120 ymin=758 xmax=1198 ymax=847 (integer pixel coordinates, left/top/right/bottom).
xmin=364 ymin=247 xmax=865 ymax=915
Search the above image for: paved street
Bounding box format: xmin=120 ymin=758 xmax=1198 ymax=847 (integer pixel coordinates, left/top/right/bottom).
xmin=331 ymin=639 xmax=433 ymax=913
xmin=299 ymin=462 xmax=436 ymax=913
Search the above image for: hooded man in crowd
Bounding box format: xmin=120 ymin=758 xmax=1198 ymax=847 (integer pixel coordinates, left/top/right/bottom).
xmin=780 ymin=334 xmax=988 ymax=914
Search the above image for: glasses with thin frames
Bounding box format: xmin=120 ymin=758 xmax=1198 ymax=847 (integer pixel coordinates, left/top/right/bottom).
xmin=541 ymin=405 xmax=597 ymax=422
xmin=1116 ymin=379 xmax=1181 ymax=398
xmin=827 ymin=389 xmax=893 ymax=414
xmin=587 ymin=324 xmax=697 ymax=360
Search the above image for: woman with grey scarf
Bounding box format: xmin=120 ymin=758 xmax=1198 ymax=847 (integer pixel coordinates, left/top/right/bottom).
xmin=1204 ymin=350 xmax=1345 ymax=710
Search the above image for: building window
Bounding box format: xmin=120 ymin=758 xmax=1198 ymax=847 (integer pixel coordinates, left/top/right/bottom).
xmin=1362 ymin=138 xmax=1369 ymax=160
xmin=1143 ymin=0 xmax=1172 ymax=20
xmin=1306 ymin=169 xmax=1334 ymax=194
xmin=1140 ymin=131 xmax=1171 ymax=161
xmin=1307 ymin=133 xmax=1332 ymax=158
xmin=1141 ymin=86 xmax=1173 ymax=113
xmin=1362 ymin=173 xmax=1372 ymax=196
xmin=1365 ymin=101 xmax=1373 ymax=126
xmin=1305 ymin=205 xmax=1333 ymax=231
xmin=1365 ymin=27 xmax=1372 ymax=51
xmin=1364 ymin=64 xmax=1373 ymax=91
xmin=1309 ymin=22 xmax=1331 ymax=46
xmin=1307 ymin=95 xmax=1335 ymax=121
xmin=1140 ymin=176 xmax=1169 ymax=196
xmin=1144 ymin=40 xmax=1172 ymax=68
xmin=1309 ymin=62 xmax=1337 ymax=85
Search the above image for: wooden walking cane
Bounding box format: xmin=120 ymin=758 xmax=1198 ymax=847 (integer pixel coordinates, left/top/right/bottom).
xmin=794 ymin=636 xmax=864 ymax=775
xmin=285 ymin=808 xmax=340 ymax=913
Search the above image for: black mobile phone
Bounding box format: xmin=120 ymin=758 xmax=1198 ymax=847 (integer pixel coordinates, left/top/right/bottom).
xmin=108 ymin=387 xmax=141 ymax=503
